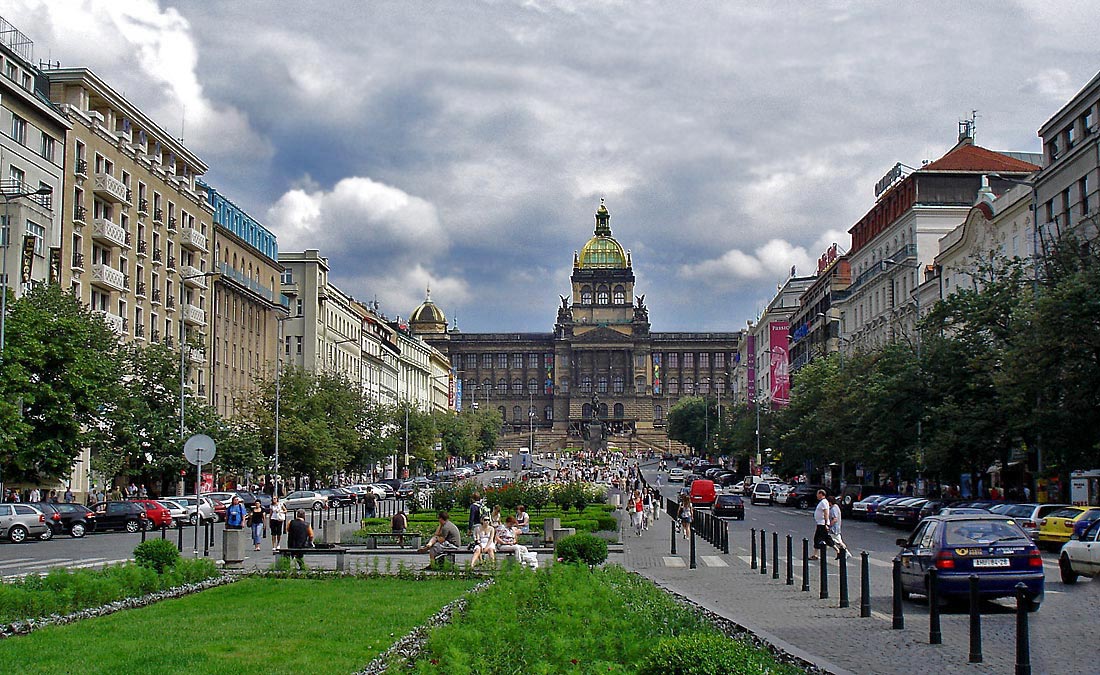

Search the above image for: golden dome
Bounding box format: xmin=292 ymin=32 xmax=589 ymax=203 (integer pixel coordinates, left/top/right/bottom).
xmin=409 ymin=287 xmax=447 ymax=334
xmin=577 ymin=199 xmax=628 ymax=269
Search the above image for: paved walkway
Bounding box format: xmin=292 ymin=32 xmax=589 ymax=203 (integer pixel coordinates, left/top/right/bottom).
xmin=616 ymin=497 xmax=1096 ymax=675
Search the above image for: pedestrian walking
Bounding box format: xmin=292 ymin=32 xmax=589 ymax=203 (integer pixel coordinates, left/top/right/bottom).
xmin=226 ymin=495 xmax=247 ymax=530
xmin=810 ymin=489 xmax=835 ymax=560
xmin=828 ymin=495 xmax=850 ymax=559
xmin=269 ymin=495 xmax=287 ymax=552
xmin=631 ymin=490 xmax=644 ymax=536
xmin=248 ymin=499 xmax=265 ymax=551
xmin=678 ymin=496 xmax=694 ymax=540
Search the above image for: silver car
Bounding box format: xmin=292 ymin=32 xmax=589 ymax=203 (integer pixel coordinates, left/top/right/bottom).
xmin=173 ymin=496 xmax=218 ymax=524
xmin=0 ymin=503 xmax=50 ymax=543
xmin=282 ymin=490 xmax=330 ymax=511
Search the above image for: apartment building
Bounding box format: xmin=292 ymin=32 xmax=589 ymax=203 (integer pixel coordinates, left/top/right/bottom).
xmin=788 ymin=244 xmax=851 ymax=373
xmin=1036 ymin=70 xmax=1099 ymax=242
xmin=361 ymin=304 xmax=400 ymax=406
xmin=0 ymin=17 xmax=68 ymax=296
xmin=746 ymin=274 xmax=814 ymax=408
xmin=46 ymin=68 xmax=214 ymax=398
xmin=203 ymin=182 xmax=285 ymax=418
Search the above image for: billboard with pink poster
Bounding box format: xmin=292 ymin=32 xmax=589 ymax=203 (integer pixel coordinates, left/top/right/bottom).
xmin=769 ymin=321 xmax=790 ymax=407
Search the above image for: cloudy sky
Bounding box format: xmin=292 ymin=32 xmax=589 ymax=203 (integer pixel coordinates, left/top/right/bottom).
xmin=10 ymin=1 xmax=1098 ymax=331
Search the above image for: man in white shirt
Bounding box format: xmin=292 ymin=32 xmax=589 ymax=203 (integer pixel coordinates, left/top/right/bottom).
xmin=810 ymin=489 xmax=835 ymax=560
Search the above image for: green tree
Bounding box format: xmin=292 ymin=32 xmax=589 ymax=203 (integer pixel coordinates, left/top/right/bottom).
xmin=0 ymin=284 xmax=121 ymax=485
xmin=668 ymin=396 xmax=708 ymax=453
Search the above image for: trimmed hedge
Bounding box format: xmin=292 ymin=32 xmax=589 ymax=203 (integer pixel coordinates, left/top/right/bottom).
xmin=555 ymin=532 xmax=609 ymax=565
xmin=133 ymin=539 xmax=181 ymax=574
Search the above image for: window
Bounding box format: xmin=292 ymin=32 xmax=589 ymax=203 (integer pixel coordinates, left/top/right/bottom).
xmin=580 ymin=286 xmax=592 ymax=304
xmin=1066 ymin=125 xmax=1076 ymax=149
xmin=581 ymin=375 xmax=592 ymax=392
xmin=281 ymin=269 xmax=293 ymax=285
xmin=699 ymin=380 xmax=710 ymax=394
xmin=1081 ymin=176 xmax=1091 ymax=215
xmin=715 ymin=353 xmax=726 ymax=368
xmin=295 ymin=337 xmax=303 ymax=355
xmin=613 ymin=286 xmax=625 ymax=304
xmin=654 ymin=404 xmax=664 ymax=421
xmin=668 ymin=353 xmax=678 ymax=368
xmin=528 ymin=353 xmax=539 ymax=368
xmin=596 ymin=286 xmax=609 ymax=304
xmin=295 ymin=298 xmax=303 ymax=316
xmin=613 ymin=403 xmax=624 ymax=419
xmin=9 ymin=165 xmax=25 ymax=185
xmin=597 ymin=376 xmax=608 ymax=393
xmin=512 ymin=353 xmax=524 ymax=368
xmin=612 ymin=374 xmax=624 ymax=393
xmin=481 ymin=353 xmax=492 ymax=368
xmin=25 ymin=220 xmax=44 ymax=255
xmin=1063 ymin=188 xmax=1072 ymax=227
xmin=512 ymin=379 xmax=523 ymax=392
xmin=10 ymin=114 xmax=26 ymax=145
xmin=496 ymin=353 xmax=507 ymax=369
xmin=544 ymin=405 xmax=553 ymax=421
xmin=669 ymin=378 xmax=678 ymax=394
xmin=513 ymin=406 xmax=522 ymax=421
xmin=497 ymin=378 xmax=507 ymax=392
xmin=528 ymin=378 xmax=537 ymax=393
xmin=684 ymin=353 xmax=694 ymax=368
xmin=699 ymin=353 xmax=710 ymax=368
xmin=40 ymin=132 xmax=56 ymax=163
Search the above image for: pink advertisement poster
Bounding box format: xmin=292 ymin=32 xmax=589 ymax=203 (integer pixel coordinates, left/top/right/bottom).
xmin=769 ymin=321 xmax=790 ymax=407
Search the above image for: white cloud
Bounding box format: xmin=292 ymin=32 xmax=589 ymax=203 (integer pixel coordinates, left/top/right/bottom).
xmin=1019 ymin=68 xmax=1079 ymax=104
xmin=680 ymin=239 xmax=815 ymax=284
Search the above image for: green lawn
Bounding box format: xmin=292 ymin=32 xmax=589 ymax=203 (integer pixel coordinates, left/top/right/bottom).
xmin=0 ymin=576 xmax=477 ymax=675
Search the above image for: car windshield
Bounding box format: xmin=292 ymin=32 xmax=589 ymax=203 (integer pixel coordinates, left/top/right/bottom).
xmin=995 ymin=505 xmax=1034 ymax=517
xmin=1049 ymin=507 xmax=1083 ymax=519
xmin=943 ymin=520 xmax=1027 ymax=545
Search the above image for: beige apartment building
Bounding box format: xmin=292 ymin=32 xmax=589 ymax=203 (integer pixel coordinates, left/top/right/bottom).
xmin=46 ymin=68 xmax=214 ymax=401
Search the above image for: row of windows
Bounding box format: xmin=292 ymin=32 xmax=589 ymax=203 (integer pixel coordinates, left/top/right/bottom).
xmin=465 ymin=378 xmax=543 ymax=394
xmin=499 ymin=406 xmax=553 ymax=422
xmin=1048 ymin=104 xmax=1096 ymax=162
xmin=7 ymin=111 xmax=59 ymax=165
xmin=457 ymin=353 xmax=551 ymax=369
xmin=659 ymin=352 xmax=732 ymax=369
xmin=661 ymin=379 xmax=729 ymax=395
xmin=578 ymin=284 xmax=626 ymax=305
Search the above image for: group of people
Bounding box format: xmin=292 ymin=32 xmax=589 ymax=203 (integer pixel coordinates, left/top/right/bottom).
xmin=811 ymin=490 xmax=850 ymax=560
xmin=223 ymin=494 xmax=296 ymax=553
xmin=3 ymin=486 xmax=75 ymax=504
xmin=416 ymin=503 xmax=539 ymax=569
xmin=627 ymin=487 xmax=660 ymax=536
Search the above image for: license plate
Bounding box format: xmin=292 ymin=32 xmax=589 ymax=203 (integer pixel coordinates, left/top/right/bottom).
xmin=973 ymin=558 xmax=1010 ymax=568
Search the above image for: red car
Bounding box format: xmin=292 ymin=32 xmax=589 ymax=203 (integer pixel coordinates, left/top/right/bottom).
xmin=131 ymin=499 xmax=175 ymax=529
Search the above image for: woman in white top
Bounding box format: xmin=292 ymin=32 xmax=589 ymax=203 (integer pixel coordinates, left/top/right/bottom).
xmin=471 ymin=517 xmax=496 ymax=565
xmin=269 ymin=495 xmax=288 ymax=552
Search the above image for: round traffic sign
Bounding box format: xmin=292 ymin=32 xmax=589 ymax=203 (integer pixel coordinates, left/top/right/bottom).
xmin=183 ymin=434 xmax=216 ymax=466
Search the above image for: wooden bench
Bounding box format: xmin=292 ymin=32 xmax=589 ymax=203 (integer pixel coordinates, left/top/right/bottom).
xmin=360 ymin=532 xmax=423 ymax=549
xmin=277 ymin=546 xmax=348 ymax=571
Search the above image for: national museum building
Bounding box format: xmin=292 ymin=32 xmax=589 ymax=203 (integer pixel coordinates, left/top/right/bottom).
xmin=408 ymin=201 xmax=741 ymax=451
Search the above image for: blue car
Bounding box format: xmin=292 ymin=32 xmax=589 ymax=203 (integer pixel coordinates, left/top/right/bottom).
xmin=1071 ymin=509 xmax=1100 ymax=541
xmin=895 ymin=514 xmax=1044 ymax=611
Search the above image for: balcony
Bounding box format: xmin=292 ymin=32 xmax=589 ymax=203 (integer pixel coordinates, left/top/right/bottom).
xmin=136 ymin=240 xmax=148 ymax=257
xmin=181 ymin=265 xmax=207 ymax=288
xmin=167 ymin=255 xmax=176 ymax=270
xmin=91 ymin=217 xmax=128 ymax=249
xmin=151 ymin=288 xmax=162 ymax=304
xmin=90 ymin=263 xmax=126 ymax=292
xmin=75 ymin=159 xmax=88 ymax=178
xmin=93 ymin=172 xmax=129 ymax=204
xmin=135 ymin=323 xmax=145 ymax=339
xmin=73 ymin=205 xmax=87 ymax=227
xmin=71 ymin=252 xmax=85 ymax=271
xmin=152 ymin=249 xmax=163 ymax=264
xmin=166 ymin=295 xmax=176 ymax=310
xmin=153 ymin=208 xmax=164 ymax=225
xmin=122 ymin=273 xmax=131 ymax=292
xmin=138 ymin=198 xmax=149 ymax=215
xmin=182 ymin=303 xmax=206 ymax=326
xmin=93 ymin=310 xmax=125 ymax=335
xmin=188 ymin=347 xmax=205 ymax=364
xmin=167 ymin=216 xmax=177 ymax=232
xmin=178 ymin=227 xmax=207 ymax=252
xmin=151 ymin=328 xmax=160 ymax=343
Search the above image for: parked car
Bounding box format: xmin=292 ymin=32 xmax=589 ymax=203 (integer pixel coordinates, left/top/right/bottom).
xmin=851 ymin=494 xmax=889 ymax=521
xmin=713 ymin=494 xmax=745 ymax=519
xmin=668 ymin=468 xmax=685 ymax=483
xmin=369 ymin=483 xmax=396 ymax=499
xmin=988 ymin=503 xmax=1068 ymax=541
xmin=89 ymin=501 xmax=148 ymax=533
xmin=895 ymin=514 xmax=1044 ymax=611
xmin=1037 ymin=507 xmax=1100 ymax=551
xmin=750 ymin=482 xmax=774 ymax=506
xmin=157 ymin=500 xmax=189 ymax=526
xmin=786 ymin=484 xmax=828 ymax=510
xmin=282 ymin=490 xmax=331 ymax=511
xmin=936 ymin=507 xmax=992 ymax=516
xmin=0 ymin=503 xmax=50 ymax=542
xmin=839 ymin=484 xmax=878 ymax=515
xmin=173 ymin=496 xmax=217 ymax=525
xmin=771 ymin=483 xmax=795 ymax=505
xmin=1058 ymin=519 xmax=1100 ymax=584
xmin=1071 ymin=509 xmax=1100 ymax=541
xmin=28 ymin=502 xmax=96 ymax=539
xmin=130 ymin=499 xmax=175 ymax=529
xmin=318 ymin=488 xmax=356 ymax=507
xmin=873 ymin=497 xmax=912 ymax=525
xmin=689 ymin=479 xmax=717 ymax=509
xmin=890 ymin=498 xmax=930 ymax=528
xmin=859 ymin=494 xmax=900 ymax=521
xmin=489 ymin=476 xmax=509 ymax=489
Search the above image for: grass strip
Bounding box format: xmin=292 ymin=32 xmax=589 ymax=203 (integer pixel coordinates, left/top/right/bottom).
xmin=408 ymin=564 xmax=804 ymax=674
xmin=0 ymin=576 xmax=477 ymax=675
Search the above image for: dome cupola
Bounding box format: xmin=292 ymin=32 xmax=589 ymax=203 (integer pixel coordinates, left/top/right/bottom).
xmin=409 ymin=286 xmax=447 ymax=334
xmin=577 ymin=199 xmax=628 ymax=269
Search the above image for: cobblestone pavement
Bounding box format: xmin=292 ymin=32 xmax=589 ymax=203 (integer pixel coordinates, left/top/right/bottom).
xmin=618 ymin=479 xmax=1098 ymax=675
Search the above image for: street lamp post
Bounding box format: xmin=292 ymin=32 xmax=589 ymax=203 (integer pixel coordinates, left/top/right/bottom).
xmin=178 ymin=269 xmax=216 ymax=556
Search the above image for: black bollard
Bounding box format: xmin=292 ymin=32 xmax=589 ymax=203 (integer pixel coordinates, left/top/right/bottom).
xmin=892 ymin=558 xmax=904 ymax=629
xmin=671 ymin=517 xmax=677 ymax=555
xmin=203 ymin=521 xmax=210 ymax=557
xmin=801 ymin=538 xmax=810 ymax=592
xmin=140 ymin=522 xmax=147 ymax=543
xmin=860 ymin=552 xmax=871 ymax=617
xmin=786 ymin=535 xmax=794 ymax=585
xmin=760 ymin=529 xmax=767 ymax=575
xmin=839 ymin=551 xmax=849 ymax=608
xmin=177 ymin=521 xmax=184 ymax=552
xmin=772 ymin=531 xmax=780 ymax=580
xmin=689 ymin=524 xmax=697 ymax=569
xmin=161 ymin=524 xmax=167 ymax=540
xmin=1015 ymin=583 xmax=1031 ymax=675
xmin=750 ymin=528 xmax=757 ymax=569
xmin=819 ymin=548 xmax=829 ymax=599
xmin=928 ymin=568 xmax=942 ymax=644
xmin=969 ymin=575 xmax=983 ymax=663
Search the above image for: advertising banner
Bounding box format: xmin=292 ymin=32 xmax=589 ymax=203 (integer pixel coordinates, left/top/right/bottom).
xmin=454 ymin=373 xmax=462 ymax=412
xmin=200 ymin=473 xmax=214 ymax=493
xmin=544 ymin=354 xmax=554 ymax=394
xmin=449 ymin=370 xmax=457 ymax=410
xmin=652 ymin=353 xmax=661 ymax=395
xmin=20 ymin=234 xmax=35 ymax=284
xmin=769 ymin=321 xmax=790 ymax=407
xmin=746 ymin=334 xmax=756 ymax=407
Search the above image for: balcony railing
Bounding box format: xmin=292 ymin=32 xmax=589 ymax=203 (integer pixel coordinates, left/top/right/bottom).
xmin=136 ymin=281 xmax=146 ymax=297
xmin=167 ymin=216 xmax=177 ymax=231
xmin=136 ymin=240 xmax=148 ymax=256
xmin=73 ymin=204 xmax=87 ymax=225
xmin=135 ymin=323 xmax=145 ymax=338
xmin=93 ymin=309 xmax=125 ymax=335
xmin=167 ymin=255 xmax=176 ymax=270
xmin=182 ymin=303 xmax=205 ymax=326
xmin=71 ymin=252 xmax=85 ymax=270
xmin=151 ymin=328 xmax=160 ymax=343
xmin=92 ymin=172 xmax=129 ymax=204
xmin=75 ymin=159 xmax=88 ymax=177
xmin=216 ymin=261 xmax=278 ymax=303
xmin=152 ymin=249 xmax=163 ymax=263
xmin=181 ymin=265 xmax=207 ymax=288
xmin=1 ymin=179 xmax=53 ymax=210
xmin=188 ymin=347 xmax=205 ymax=364
xmin=166 ymin=295 xmax=176 ymax=309
xmin=153 ymin=208 xmax=164 ymax=224
xmin=152 ymin=288 xmax=162 ymax=304
xmin=91 ymin=217 xmax=127 ymax=249
xmin=90 ymin=263 xmax=126 ymax=292
xmin=178 ymin=227 xmax=207 ymax=251
xmin=138 ymin=198 xmax=149 ymax=215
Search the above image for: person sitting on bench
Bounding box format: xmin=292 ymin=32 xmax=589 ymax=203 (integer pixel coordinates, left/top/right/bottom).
xmin=391 ymin=509 xmax=408 ymax=546
xmin=418 ymin=511 xmax=461 ymax=567
xmin=471 ymin=516 xmax=496 ymax=565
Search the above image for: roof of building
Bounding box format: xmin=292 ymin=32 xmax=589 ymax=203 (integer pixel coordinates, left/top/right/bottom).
xmin=920 ymin=141 xmax=1040 ymax=174
xmin=577 ymin=199 xmax=628 ymax=269
xmin=409 ymin=287 xmax=447 ymax=333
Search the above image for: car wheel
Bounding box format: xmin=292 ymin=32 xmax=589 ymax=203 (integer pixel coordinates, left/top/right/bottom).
xmin=70 ymin=522 xmax=86 ymax=538
xmin=312 ymin=501 xmax=324 ymax=511
xmin=797 ymin=498 xmax=807 ymax=509
xmin=39 ymin=526 xmax=54 ymax=541
xmin=8 ymin=525 xmax=28 ymax=543
xmin=1059 ymin=555 xmax=1079 ymax=584
xmin=125 ymin=519 xmax=141 ymax=533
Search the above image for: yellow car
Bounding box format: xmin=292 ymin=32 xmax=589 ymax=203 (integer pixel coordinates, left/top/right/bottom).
xmin=1038 ymin=507 xmax=1097 ymax=551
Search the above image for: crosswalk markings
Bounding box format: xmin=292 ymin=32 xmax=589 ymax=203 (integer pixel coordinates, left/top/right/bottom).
xmin=663 ymin=556 xmax=686 ymax=567
xmin=0 ymin=557 xmax=70 ymax=569
xmin=701 ymin=556 xmax=728 ymax=567
xmin=0 ymin=557 xmax=35 ymax=568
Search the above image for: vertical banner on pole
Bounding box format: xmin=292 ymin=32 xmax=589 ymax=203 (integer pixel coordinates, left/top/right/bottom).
xmin=769 ymin=321 xmax=790 ymax=407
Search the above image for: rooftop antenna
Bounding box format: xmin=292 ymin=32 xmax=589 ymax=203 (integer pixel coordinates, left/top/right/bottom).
xmin=958 ymin=110 xmax=979 ymax=143
xmin=179 ymin=105 xmax=185 ymax=143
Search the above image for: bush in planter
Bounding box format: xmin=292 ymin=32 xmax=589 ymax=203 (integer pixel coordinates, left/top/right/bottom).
xmin=639 ymin=633 xmax=783 ymax=675
xmin=555 ymin=532 xmax=608 ymax=565
xmin=134 ymin=538 xmax=181 ymax=573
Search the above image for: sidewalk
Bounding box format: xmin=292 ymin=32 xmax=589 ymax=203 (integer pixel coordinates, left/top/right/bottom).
xmin=616 ymin=504 xmax=1087 ymax=675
